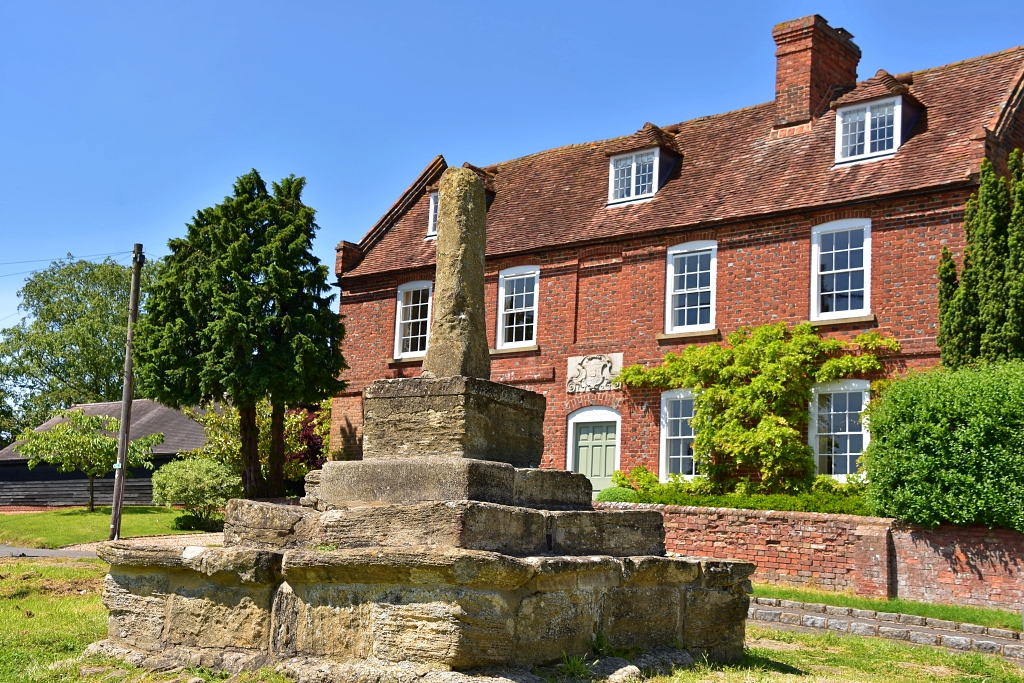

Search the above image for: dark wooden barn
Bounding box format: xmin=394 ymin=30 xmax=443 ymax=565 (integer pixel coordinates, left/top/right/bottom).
xmin=0 ymin=399 xmax=206 ymax=507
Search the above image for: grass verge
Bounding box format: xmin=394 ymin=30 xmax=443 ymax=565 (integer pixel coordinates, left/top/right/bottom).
xmin=754 ymin=582 xmax=1023 ymax=632
xmin=657 ymin=623 xmax=1024 ymax=682
xmin=0 ymin=506 xmax=200 ymax=548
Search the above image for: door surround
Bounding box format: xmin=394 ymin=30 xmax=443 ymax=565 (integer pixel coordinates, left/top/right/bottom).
xmin=565 ymin=405 xmax=622 ymax=475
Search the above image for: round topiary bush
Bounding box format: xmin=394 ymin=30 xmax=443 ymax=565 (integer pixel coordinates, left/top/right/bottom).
xmin=595 ymin=486 xmax=640 ymax=503
xmin=863 ymin=362 xmax=1024 ymax=531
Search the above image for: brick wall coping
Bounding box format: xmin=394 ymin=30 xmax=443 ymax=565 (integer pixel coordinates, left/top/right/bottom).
xmin=594 ymin=501 xmax=895 ymax=526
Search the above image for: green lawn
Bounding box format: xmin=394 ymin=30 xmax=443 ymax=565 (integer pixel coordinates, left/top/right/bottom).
xmin=658 ymin=624 xmax=1024 ymax=682
xmin=754 ymin=583 xmax=1024 ymax=632
xmin=0 ymin=506 xmax=200 ymax=548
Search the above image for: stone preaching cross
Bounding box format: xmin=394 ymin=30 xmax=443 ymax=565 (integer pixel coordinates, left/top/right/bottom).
xmin=89 ymin=165 xmax=754 ymax=679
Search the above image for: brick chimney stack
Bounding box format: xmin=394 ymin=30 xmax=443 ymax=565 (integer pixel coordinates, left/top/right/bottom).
xmin=772 ymin=15 xmax=861 ymax=128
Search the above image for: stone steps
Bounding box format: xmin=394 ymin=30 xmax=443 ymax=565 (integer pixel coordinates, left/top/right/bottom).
xmin=748 ymin=597 xmax=1024 ymax=660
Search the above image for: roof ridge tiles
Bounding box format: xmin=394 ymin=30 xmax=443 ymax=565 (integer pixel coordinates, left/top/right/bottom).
xmin=898 ymin=44 xmax=1024 ymax=79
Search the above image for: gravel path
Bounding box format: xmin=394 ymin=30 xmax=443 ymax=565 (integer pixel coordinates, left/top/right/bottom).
xmin=63 ymin=532 xmax=224 ymax=552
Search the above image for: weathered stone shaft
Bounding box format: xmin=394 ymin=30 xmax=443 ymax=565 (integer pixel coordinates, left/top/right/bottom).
xmin=422 ymin=167 xmax=490 ymax=380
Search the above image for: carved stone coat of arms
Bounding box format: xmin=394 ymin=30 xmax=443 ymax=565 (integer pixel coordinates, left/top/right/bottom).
xmin=566 ymin=353 xmax=623 ymax=393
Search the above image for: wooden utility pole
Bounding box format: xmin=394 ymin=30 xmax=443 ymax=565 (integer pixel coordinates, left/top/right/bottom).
xmin=109 ymin=244 xmax=145 ymax=541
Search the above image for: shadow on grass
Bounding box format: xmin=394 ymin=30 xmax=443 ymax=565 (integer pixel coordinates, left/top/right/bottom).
xmin=693 ymin=651 xmax=807 ymax=676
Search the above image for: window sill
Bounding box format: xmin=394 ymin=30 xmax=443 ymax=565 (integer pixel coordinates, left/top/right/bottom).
xmin=809 ymin=313 xmax=876 ymax=327
xmin=386 ymin=357 xmax=424 ymax=367
xmin=606 ymin=196 xmax=655 ymax=208
xmin=656 ymin=328 xmax=721 ymax=342
xmin=490 ymin=344 xmax=540 ymax=355
xmin=832 ymin=152 xmax=896 ymax=168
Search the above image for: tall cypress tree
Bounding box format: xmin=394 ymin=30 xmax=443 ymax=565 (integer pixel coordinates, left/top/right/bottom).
xmin=1004 ymin=150 xmax=1024 ymax=358
xmin=973 ymin=159 xmax=1013 ymax=359
xmin=938 ymin=155 xmax=1020 ymax=368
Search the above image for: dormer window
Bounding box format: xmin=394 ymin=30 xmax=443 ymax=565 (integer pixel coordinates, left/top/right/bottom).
xmin=608 ymin=148 xmax=660 ymax=204
xmin=835 ymin=97 xmax=903 ymax=164
xmin=426 ymin=192 xmax=439 ymax=238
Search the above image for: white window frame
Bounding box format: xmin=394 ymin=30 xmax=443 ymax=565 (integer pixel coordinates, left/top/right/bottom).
xmin=565 ymin=406 xmax=621 ymax=474
xmin=834 ymin=96 xmax=903 ymax=165
xmin=665 ymin=240 xmax=717 ymax=333
xmin=659 ymin=388 xmax=699 ymax=482
xmin=426 ymin=191 xmax=439 ymax=238
xmin=607 ymin=147 xmax=661 ymax=205
xmin=810 ymin=219 xmax=871 ymax=322
xmin=496 ymin=265 xmax=540 ymax=350
xmin=393 ymin=280 xmax=433 ymax=360
xmin=810 ymin=379 xmax=871 ymax=482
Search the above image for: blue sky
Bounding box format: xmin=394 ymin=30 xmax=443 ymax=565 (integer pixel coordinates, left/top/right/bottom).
xmin=1 ymin=1 xmax=1022 ymax=323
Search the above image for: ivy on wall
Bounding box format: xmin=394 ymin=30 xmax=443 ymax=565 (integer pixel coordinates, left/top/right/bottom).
xmin=619 ymin=322 xmax=898 ymax=493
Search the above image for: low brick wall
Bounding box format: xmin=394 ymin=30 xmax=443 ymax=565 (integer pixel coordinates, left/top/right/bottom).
xmin=596 ymin=502 xmax=1024 ymax=611
xmin=892 ymin=525 xmax=1024 ymax=610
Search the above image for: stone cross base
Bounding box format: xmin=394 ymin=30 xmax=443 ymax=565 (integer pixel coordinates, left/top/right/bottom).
xmin=92 ymin=542 xmax=753 ymax=674
xmin=361 ymin=376 xmax=546 ymax=466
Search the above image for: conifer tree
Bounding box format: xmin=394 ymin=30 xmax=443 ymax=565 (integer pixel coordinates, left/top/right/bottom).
xmin=1003 ymin=150 xmax=1024 ymax=358
xmin=136 ymin=170 xmax=346 ymax=498
xmin=937 ymin=157 xmax=1017 ymax=368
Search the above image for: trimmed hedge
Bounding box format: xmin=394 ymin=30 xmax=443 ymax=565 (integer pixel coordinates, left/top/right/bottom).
xmin=641 ymin=490 xmax=871 ymax=515
xmin=607 ymin=467 xmax=871 ymax=515
xmin=595 ymin=486 xmax=640 ymax=503
xmin=863 ymin=362 xmax=1024 ymax=532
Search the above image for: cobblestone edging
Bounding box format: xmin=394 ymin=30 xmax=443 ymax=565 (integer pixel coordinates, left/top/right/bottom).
xmin=749 ymin=597 xmax=1024 ymax=659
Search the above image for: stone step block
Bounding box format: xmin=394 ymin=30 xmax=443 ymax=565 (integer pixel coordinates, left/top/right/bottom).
xmin=225 ymin=499 xmax=665 ymax=558
xmin=319 ymin=457 xmax=516 ymax=506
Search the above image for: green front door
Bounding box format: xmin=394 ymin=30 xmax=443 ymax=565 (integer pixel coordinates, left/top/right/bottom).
xmin=573 ymin=421 xmax=617 ymax=494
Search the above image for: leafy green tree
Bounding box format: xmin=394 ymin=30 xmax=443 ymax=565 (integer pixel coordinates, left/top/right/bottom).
xmin=136 ymin=170 xmax=346 ymax=498
xmin=938 ymin=153 xmax=1024 ymax=367
xmin=182 ymin=400 xmax=312 ymax=482
xmin=0 ymin=256 xmax=149 ymax=434
xmin=619 ymin=322 xmax=898 ymax=493
xmin=13 ymin=409 xmax=163 ymax=511
xmin=0 ymin=381 xmax=17 ymax=449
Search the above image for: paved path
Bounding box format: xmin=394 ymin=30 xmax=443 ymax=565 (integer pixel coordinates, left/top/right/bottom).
xmin=749 ymin=597 xmax=1024 ymax=661
xmin=0 ymin=545 xmax=98 ymax=558
xmin=1 ymin=532 xmax=224 ymax=560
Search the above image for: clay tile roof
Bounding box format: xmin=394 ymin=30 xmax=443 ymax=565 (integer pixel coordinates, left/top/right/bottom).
xmin=462 ymin=162 xmax=498 ymax=193
xmin=0 ymin=399 xmax=206 ymax=460
xmin=345 ymin=45 xmax=1024 ymax=279
xmin=833 ymin=69 xmax=916 ymax=107
xmin=604 ymin=122 xmax=684 ymax=156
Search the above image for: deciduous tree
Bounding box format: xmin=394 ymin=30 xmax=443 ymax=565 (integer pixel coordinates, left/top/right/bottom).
xmin=0 ymin=257 xmax=148 ymax=434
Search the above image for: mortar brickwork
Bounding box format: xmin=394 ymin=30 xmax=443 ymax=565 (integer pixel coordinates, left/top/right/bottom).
xmin=596 ymin=503 xmax=1024 ymax=612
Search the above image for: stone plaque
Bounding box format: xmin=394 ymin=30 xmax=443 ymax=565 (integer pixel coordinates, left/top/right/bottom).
xmin=566 ymin=353 xmax=623 ymax=393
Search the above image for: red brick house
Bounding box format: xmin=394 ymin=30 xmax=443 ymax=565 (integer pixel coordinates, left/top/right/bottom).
xmin=330 ymin=15 xmax=1024 ymax=492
